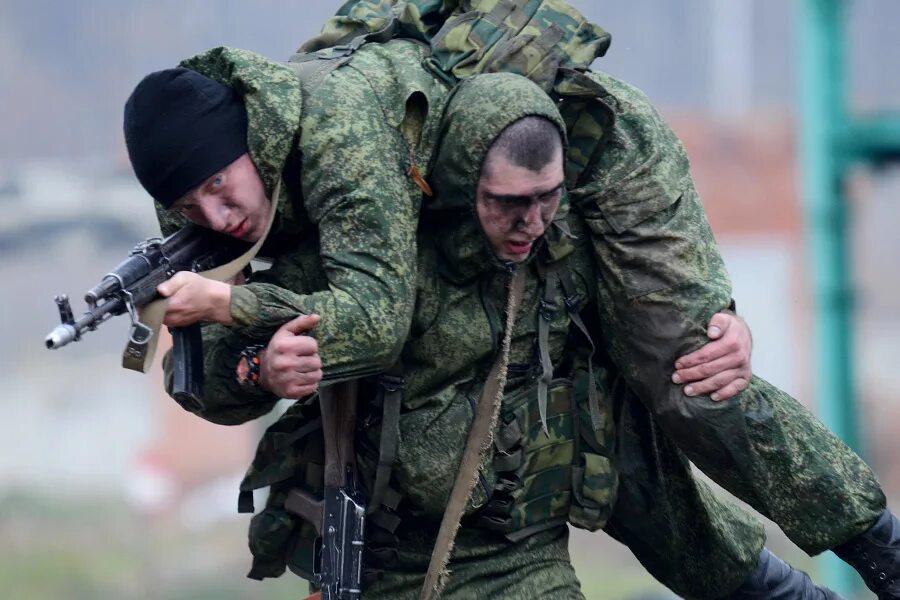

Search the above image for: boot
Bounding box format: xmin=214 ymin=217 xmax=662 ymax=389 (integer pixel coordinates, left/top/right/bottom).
xmin=723 ymin=548 xmax=843 ymax=599
xmin=833 ymin=509 xmax=900 ymax=600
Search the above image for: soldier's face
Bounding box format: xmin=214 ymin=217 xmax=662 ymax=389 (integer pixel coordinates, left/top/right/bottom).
xmin=170 ymin=153 xmax=271 ymax=242
xmin=475 ymin=149 xmax=564 ymax=262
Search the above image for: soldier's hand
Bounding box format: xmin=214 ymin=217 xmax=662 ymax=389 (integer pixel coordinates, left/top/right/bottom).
xmin=258 ymin=314 xmax=322 ymax=399
xmin=157 ymin=271 xmax=233 ymax=327
xmin=671 ymin=311 xmax=752 ymax=401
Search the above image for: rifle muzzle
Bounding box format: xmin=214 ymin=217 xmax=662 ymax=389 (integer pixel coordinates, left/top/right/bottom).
xmin=45 ymin=324 xmax=77 ymax=349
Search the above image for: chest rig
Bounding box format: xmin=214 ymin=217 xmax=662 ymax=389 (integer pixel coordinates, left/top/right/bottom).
xmin=465 ymin=225 xmax=618 ymax=542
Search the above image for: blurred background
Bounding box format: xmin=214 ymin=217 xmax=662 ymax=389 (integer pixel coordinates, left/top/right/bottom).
xmin=1 ymin=1 xmax=898 ymax=598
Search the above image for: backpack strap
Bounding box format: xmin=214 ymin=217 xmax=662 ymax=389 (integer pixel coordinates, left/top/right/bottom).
xmin=535 ymin=259 xmax=560 ymax=437
xmin=291 ymin=19 xmax=401 ymax=62
xmin=558 ymin=268 xmax=603 ymax=431
xmin=368 ymin=364 xmax=404 ymax=515
xmin=286 ymin=20 xmax=402 ymax=95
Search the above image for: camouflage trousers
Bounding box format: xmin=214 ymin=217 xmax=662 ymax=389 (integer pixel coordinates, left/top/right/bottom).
xmin=648 ymin=376 xmax=888 ymax=555
xmin=603 ymin=382 xmax=765 ymax=599
xmin=584 ymin=186 xmax=888 ymax=555
xmin=363 ymin=526 xmax=584 ymax=600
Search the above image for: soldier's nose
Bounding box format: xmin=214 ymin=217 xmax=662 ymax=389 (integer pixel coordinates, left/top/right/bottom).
xmin=198 ymin=198 xmax=230 ymax=232
xmin=519 ymin=203 xmax=544 ymax=235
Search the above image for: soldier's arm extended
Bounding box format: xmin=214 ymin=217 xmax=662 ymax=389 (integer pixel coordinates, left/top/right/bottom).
xmin=155 ymin=235 xmax=327 ymax=423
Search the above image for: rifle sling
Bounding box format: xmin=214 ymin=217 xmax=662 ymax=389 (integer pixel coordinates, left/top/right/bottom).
xmin=419 ymin=267 xmax=526 ymax=600
xmin=369 ymin=366 xmax=404 ymax=514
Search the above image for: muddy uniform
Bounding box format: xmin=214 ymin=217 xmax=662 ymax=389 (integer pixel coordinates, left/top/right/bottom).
xmin=157 ymin=2 xmax=882 ymax=595
xmin=298 ymin=0 xmax=886 ymax=555
xmin=177 ymin=73 xmax=765 ymax=599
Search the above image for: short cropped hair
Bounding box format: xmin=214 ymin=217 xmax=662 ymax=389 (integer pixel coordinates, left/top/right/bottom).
xmin=484 ymin=115 xmax=563 ymax=176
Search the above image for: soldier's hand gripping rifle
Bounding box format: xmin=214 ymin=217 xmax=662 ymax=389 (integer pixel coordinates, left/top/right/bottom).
xmin=285 ymin=381 xmax=366 ymax=600
xmin=44 ymin=224 xmax=252 ymax=409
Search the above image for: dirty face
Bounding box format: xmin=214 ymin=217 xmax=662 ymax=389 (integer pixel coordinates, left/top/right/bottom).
xmin=169 ymin=153 xmax=270 ymax=242
xmin=475 ymin=147 xmax=564 ymax=262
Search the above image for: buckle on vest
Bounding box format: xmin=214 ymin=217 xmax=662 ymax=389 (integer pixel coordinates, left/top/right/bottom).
xmin=538 ymin=299 xmax=557 ymax=321
xmin=314 ymin=45 xmax=354 ymax=60
xmin=378 ymin=374 xmax=404 ymax=393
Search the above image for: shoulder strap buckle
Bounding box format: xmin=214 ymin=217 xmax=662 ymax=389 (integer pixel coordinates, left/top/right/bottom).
xmin=538 ymin=298 xmax=558 ymax=321
xmin=378 ymin=374 xmax=405 ymax=393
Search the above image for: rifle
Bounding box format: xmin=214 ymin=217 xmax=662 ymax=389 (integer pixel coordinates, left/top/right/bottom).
xmin=44 ymin=224 xmax=252 ymax=409
xmin=285 ymin=380 xmax=366 ymax=600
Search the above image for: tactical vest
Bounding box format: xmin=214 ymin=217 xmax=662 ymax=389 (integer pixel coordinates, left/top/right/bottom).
xmin=472 ymin=247 xmax=618 ymax=541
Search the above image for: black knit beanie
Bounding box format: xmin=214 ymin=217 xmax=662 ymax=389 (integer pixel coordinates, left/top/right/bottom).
xmin=123 ymin=67 xmax=248 ymax=208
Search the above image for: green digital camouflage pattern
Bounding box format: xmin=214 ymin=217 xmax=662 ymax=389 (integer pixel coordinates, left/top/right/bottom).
xmin=603 ymin=374 xmax=764 ymax=599
xmin=363 ymin=526 xmax=584 ymax=599
xmin=157 ymin=40 xmax=450 ymax=409
xmin=219 ymin=73 xmax=764 ymax=598
xmin=155 ymin=2 xmax=885 ymax=591
xmin=378 ymin=73 xmax=584 ymax=521
xmin=566 ymin=71 xmax=886 ymax=554
xmin=300 ymin=0 xmax=441 ymax=52
xmin=305 ymin=0 xmax=609 ymax=92
xmin=410 ymin=74 xmax=760 ymax=597
xmin=310 ymin=0 xmax=888 ymax=555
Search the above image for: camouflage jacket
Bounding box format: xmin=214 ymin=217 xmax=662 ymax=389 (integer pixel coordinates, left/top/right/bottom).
xmin=236 ymin=72 xmax=615 ymax=526
xmin=307 ymin=0 xmax=738 ymax=462
xmin=158 ymin=40 xmax=450 ymax=422
xmin=173 ymin=38 xmax=764 ymax=597
xmin=377 ymin=74 xmax=615 ymax=530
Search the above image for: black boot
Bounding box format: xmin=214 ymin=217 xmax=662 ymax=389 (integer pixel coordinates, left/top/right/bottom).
xmin=833 ymin=509 xmax=900 ymax=599
xmin=723 ymin=548 xmax=843 ymax=599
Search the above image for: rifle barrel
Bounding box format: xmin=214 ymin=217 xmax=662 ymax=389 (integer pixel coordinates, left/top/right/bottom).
xmin=44 ymin=297 xmax=124 ymax=349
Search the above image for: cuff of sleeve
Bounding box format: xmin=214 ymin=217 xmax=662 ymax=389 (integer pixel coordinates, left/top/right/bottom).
xmin=230 ymin=285 xmax=262 ymax=330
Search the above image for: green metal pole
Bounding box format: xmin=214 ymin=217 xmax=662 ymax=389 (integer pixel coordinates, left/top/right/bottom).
xmin=795 ymin=0 xmax=861 ymax=596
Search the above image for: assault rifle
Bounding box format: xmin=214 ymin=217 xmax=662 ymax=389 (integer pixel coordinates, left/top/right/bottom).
xmin=44 ymin=224 xmax=252 ymax=409
xmin=285 ymin=381 xmax=366 ymax=600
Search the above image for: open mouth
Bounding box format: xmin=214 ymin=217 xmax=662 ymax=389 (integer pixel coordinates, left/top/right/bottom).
xmin=505 ymin=240 xmax=533 ymax=256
